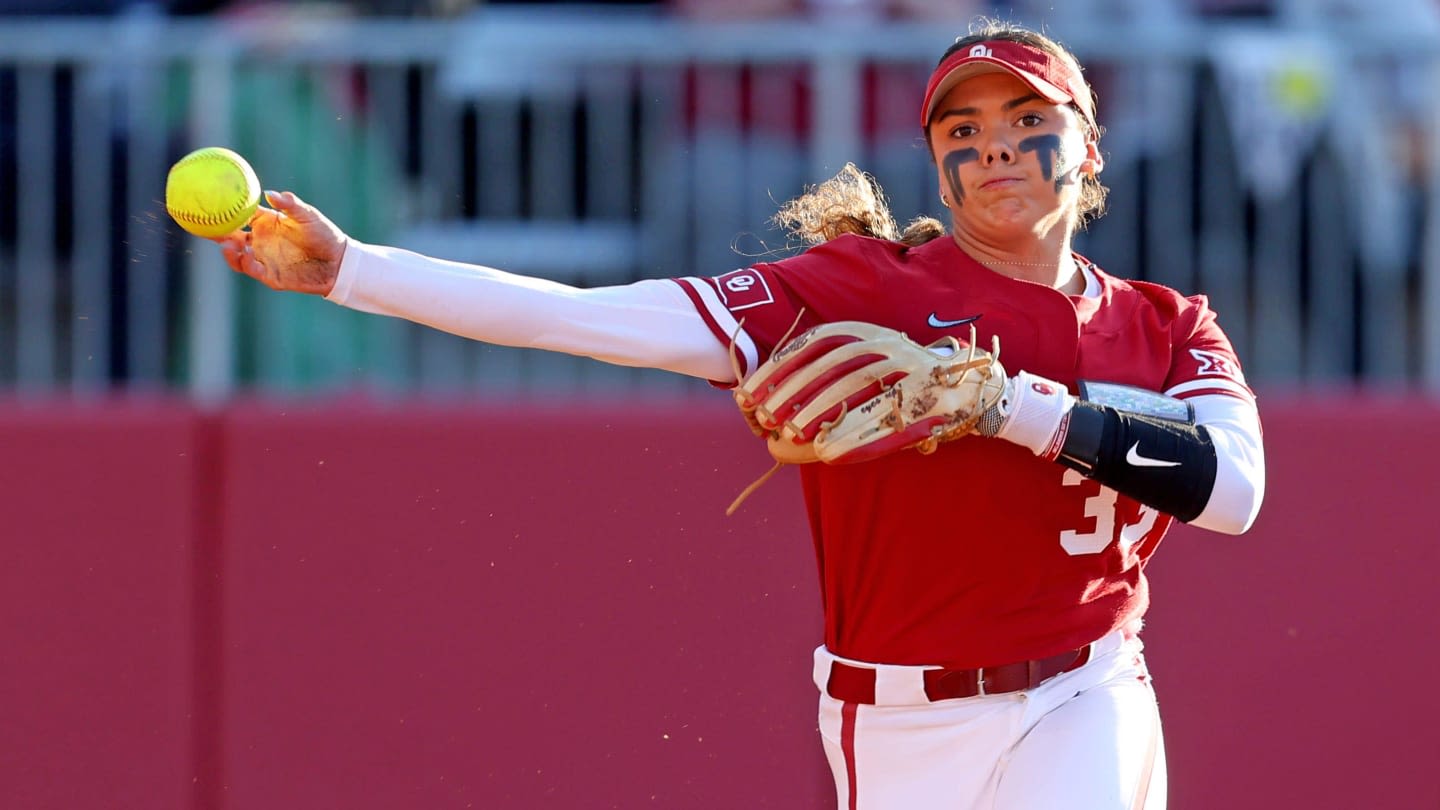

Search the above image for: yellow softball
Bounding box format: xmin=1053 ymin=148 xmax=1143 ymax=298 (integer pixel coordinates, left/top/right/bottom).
xmin=165 ymin=146 xmax=261 ymax=238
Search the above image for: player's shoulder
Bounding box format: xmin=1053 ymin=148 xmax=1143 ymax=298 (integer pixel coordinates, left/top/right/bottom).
xmin=773 ymin=232 xmax=908 ymax=266
xmin=755 ymin=233 xmax=914 ymax=290
xmin=1088 ymin=260 xmax=1215 ymax=329
xmin=1084 ymin=259 xmax=1250 ymax=396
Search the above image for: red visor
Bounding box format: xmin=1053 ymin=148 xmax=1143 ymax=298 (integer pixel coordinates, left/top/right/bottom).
xmin=920 ymin=40 xmax=1094 ymax=132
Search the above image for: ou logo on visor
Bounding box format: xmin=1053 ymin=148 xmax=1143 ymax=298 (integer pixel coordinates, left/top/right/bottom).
xmin=969 ymin=44 xmax=993 ymax=57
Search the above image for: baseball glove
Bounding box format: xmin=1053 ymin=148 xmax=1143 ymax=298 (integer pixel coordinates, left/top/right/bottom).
xmin=734 ymin=321 xmax=1007 ymax=466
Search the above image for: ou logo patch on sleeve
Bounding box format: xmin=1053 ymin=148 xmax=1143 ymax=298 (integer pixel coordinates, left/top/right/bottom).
xmin=1189 ymin=348 xmax=1246 ymax=384
xmin=714 ymin=268 xmax=775 ymax=312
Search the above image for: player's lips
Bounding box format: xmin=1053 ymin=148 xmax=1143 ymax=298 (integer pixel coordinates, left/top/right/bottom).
xmin=979 ymin=176 xmax=1025 ymax=190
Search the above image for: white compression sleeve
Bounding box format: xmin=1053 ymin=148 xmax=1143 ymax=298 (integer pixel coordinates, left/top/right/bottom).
xmin=1186 ymin=393 xmax=1266 ymax=535
xmin=326 ymin=240 xmax=737 ymax=382
xmin=989 ymin=375 xmax=1265 ymax=534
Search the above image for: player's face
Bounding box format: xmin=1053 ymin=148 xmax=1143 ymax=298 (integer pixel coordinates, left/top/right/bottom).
xmin=926 ymin=72 xmax=1101 ymax=241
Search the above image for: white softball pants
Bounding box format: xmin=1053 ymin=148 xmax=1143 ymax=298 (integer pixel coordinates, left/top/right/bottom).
xmin=813 ymin=631 xmax=1166 ymax=810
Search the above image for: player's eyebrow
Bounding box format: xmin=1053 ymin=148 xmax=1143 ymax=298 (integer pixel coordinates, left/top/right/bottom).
xmin=1002 ymin=93 xmax=1045 ymax=110
xmin=935 ymin=93 xmax=1047 ymax=122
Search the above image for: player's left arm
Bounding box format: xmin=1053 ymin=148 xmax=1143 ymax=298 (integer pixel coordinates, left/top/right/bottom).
xmin=981 ymin=296 xmax=1264 ymax=535
xmin=983 ymin=378 xmax=1263 ymax=534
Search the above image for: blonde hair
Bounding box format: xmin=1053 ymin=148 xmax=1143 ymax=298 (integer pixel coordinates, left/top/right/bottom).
xmin=771 ymin=163 xmax=946 ymax=248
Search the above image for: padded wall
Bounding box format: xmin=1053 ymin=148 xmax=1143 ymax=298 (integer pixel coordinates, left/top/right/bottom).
xmin=1 ymin=395 xmax=1434 ymax=809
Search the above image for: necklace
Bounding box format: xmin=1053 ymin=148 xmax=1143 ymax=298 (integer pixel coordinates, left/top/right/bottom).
xmin=981 ymin=259 xmax=1089 ymax=295
xmin=983 ymin=260 xmax=1071 ymax=268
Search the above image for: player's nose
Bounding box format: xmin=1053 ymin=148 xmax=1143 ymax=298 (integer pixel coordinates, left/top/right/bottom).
xmin=981 ymin=137 xmax=1015 ymax=166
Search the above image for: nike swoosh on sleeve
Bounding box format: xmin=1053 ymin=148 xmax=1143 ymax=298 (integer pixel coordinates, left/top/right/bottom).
xmin=1126 ymin=442 xmax=1180 ymax=468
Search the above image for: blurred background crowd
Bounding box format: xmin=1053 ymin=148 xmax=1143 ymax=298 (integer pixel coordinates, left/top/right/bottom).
xmin=0 ymin=0 xmax=1428 ymax=20
xmin=1 ymin=0 xmax=1438 ymax=399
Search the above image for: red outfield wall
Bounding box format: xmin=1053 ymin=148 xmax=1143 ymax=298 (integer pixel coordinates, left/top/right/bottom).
xmin=0 ymin=395 xmax=1436 ymax=810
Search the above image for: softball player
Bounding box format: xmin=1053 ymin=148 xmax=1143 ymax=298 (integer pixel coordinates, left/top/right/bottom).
xmin=215 ymin=20 xmax=1264 ymax=810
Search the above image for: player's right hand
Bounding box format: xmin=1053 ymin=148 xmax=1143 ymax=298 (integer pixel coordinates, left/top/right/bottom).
xmin=213 ymin=190 xmax=347 ymax=297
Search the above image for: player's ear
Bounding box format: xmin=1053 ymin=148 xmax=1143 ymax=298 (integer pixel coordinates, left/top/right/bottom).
xmin=1080 ymin=140 xmax=1104 ymax=178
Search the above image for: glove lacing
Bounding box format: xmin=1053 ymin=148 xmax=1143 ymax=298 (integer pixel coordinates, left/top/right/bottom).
xmin=727 ymin=309 xmax=811 ymax=516
xmin=912 ymin=329 xmax=1003 ymax=455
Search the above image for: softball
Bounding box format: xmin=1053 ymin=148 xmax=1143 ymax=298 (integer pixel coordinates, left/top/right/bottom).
xmin=165 ymin=146 xmax=261 ymax=238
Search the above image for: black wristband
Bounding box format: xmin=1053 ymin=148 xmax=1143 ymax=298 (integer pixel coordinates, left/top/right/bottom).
xmin=1054 ymin=402 xmax=1218 ymax=522
xmin=1056 ymin=402 xmax=1106 ymax=473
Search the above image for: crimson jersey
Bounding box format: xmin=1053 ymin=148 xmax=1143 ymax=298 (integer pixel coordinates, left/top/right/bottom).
xmin=670 ymin=234 xmax=1254 ymax=669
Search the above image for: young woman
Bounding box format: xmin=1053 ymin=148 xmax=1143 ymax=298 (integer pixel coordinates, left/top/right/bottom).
xmin=214 ymin=20 xmax=1264 ymax=810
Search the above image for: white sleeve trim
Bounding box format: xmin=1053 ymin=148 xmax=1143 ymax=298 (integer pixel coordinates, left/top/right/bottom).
xmin=1188 ymin=393 xmax=1266 ymax=535
xmin=326 ymin=239 xmax=735 ymax=381
xmin=1166 ymin=377 xmax=1254 ymax=402
xmin=673 ymin=276 xmax=760 ymax=378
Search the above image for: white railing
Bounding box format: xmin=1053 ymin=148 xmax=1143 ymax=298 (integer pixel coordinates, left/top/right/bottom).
xmin=1 ymin=9 xmax=1438 ymax=399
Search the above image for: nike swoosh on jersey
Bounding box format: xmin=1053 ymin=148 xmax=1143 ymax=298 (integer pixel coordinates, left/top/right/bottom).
xmin=1126 ymin=441 xmax=1180 ymax=468
xmin=927 ymin=313 xmax=982 ymax=329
